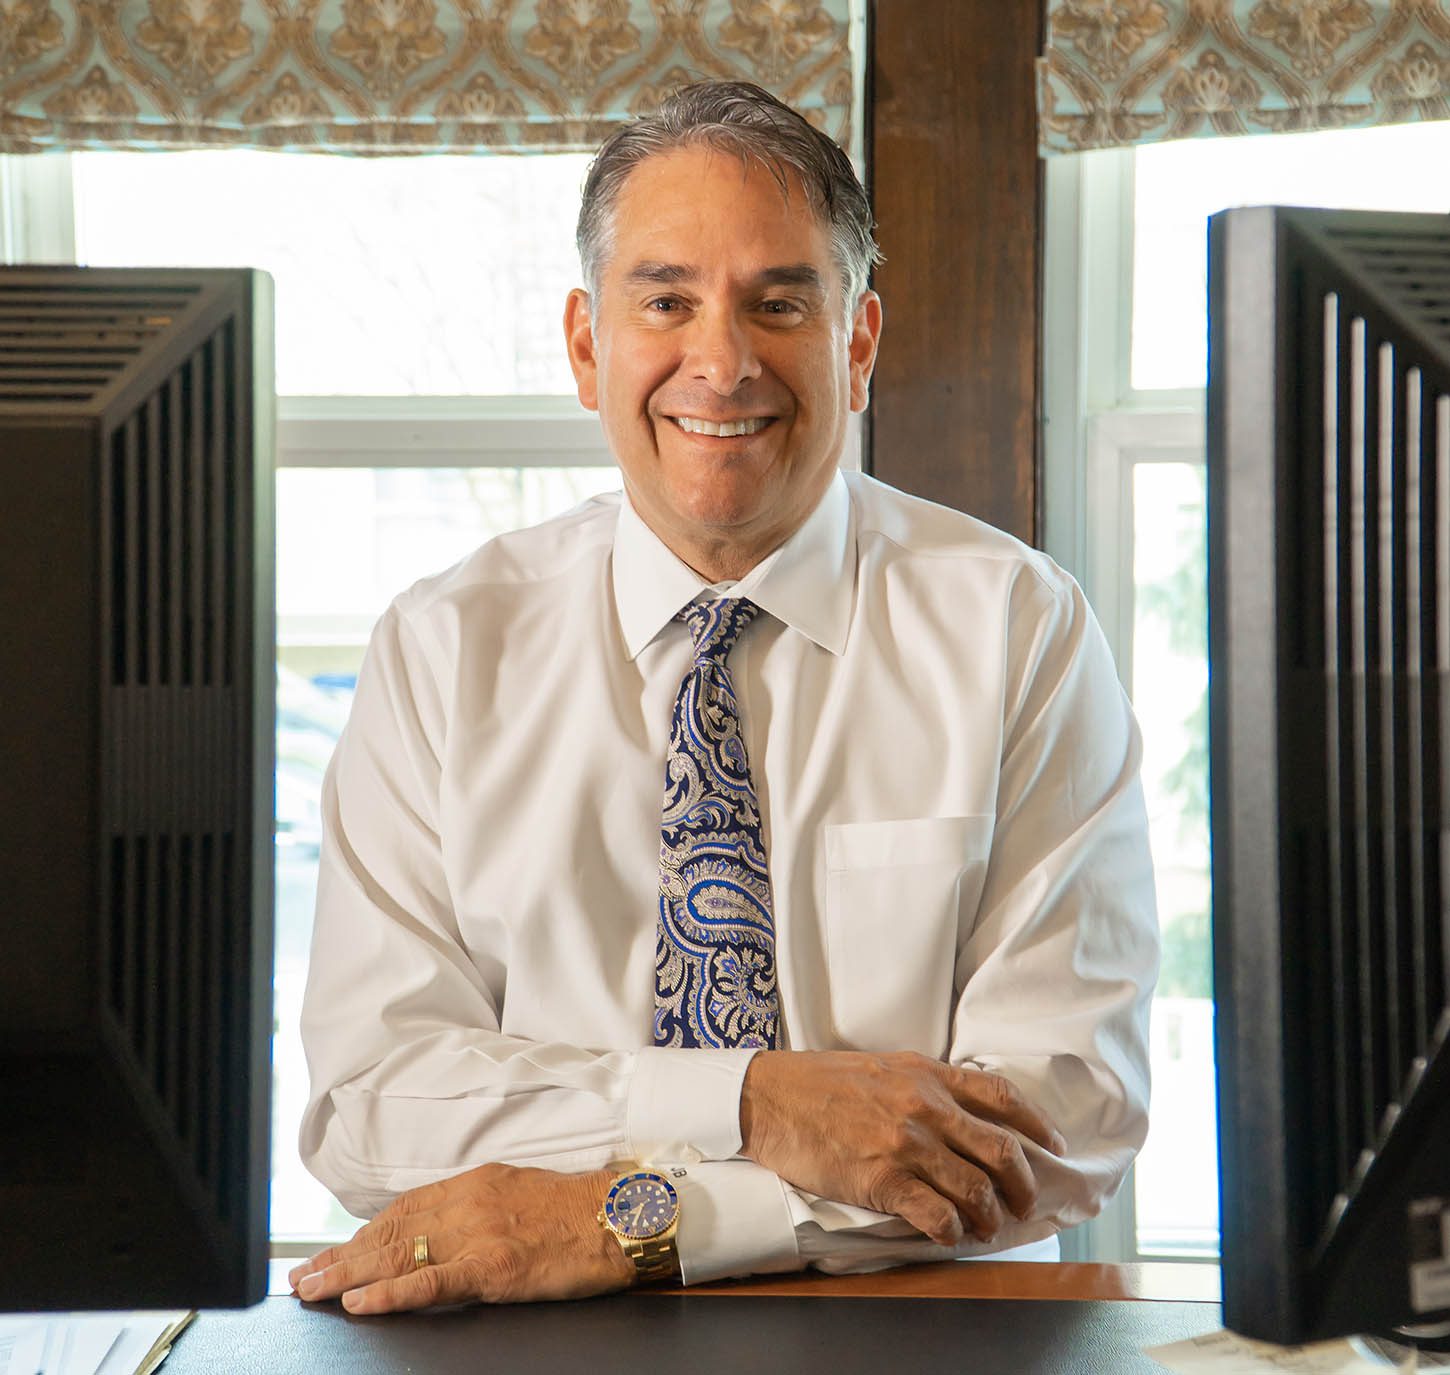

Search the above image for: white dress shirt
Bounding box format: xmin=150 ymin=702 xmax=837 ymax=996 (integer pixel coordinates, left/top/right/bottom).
xmin=299 ymin=470 xmax=1159 ymax=1283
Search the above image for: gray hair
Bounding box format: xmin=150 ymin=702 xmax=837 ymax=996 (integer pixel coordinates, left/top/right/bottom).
xmin=576 ymin=80 xmax=881 ymax=316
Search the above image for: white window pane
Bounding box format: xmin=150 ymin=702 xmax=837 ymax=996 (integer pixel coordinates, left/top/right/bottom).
xmin=71 ymin=150 xmax=592 ymax=397
xmin=277 ymin=465 xmax=619 ymax=647
xmin=1132 ymin=120 xmax=1450 ymax=391
xmin=1129 ymin=461 xmax=1217 ymax=1255
xmin=272 ymin=466 xmax=619 ymax=1240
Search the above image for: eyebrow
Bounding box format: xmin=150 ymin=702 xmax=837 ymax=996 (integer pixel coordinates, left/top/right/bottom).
xmin=621 ymin=261 xmax=829 ymax=294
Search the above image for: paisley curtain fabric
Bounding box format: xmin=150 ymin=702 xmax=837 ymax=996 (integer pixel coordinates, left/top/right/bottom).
xmin=1039 ymin=0 xmax=1450 ymax=154
xmin=0 ymin=0 xmax=853 ymax=154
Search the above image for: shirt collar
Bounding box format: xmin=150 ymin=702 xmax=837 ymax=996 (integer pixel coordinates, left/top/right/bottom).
xmin=612 ymin=470 xmax=854 ymax=661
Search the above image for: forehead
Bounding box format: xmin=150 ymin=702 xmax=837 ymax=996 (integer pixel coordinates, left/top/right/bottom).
xmin=604 ymin=145 xmax=836 ymax=286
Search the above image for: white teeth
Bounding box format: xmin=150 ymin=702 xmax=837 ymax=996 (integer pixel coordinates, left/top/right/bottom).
xmin=674 ymin=416 xmax=770 ymax=437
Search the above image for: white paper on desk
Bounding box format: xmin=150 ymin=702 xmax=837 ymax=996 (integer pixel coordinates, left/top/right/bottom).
xmin=40 ymin=1318 xmax=124 ymax=1375
xmin=93 ymin=1313 xmax=193 ymax=1375
xmin=0 ymin=1321 xmax=50 ymax=1375
xmin=0 ymin=1311 xmax=192 ymax=1375
xmin=0 ymin=1316 xmax=119 ymax=1375
xmin=1146 ymin=1328 xmax=1392 ymax=1374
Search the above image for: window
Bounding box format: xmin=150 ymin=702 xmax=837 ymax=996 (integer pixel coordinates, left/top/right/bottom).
xmin=0 ymin=148 xmax=620 ymax=1244
xmin=1045 ymin=119 xmax=1450 ymax=1260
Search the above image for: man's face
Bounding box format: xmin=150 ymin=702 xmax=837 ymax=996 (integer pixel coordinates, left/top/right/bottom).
xmin=565 ymin=145 xmax=882 ymax=578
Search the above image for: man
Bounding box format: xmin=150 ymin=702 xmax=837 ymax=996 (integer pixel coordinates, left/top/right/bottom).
xmin=291 ymin=80 xmax=1158 ymax=1314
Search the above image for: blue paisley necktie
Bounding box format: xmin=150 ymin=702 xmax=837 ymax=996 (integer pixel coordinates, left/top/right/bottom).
xmin=654 ymin=598 xmax=780 ymax=1050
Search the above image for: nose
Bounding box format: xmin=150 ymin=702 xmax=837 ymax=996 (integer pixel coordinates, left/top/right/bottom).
xmin=686 ymin=308 xmax=762 ymax=395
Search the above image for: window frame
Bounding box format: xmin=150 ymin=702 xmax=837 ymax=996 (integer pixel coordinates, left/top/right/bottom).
xmin=277 ymin=394 xmax=615 ymax=469
xmin=1042 ymin=148 xmax=1207 ymax=604
xmin=0 ymin=154 xmax=617 ymax=479
xmin=0 ymin=152 xmax=76 ymax=263
xmin=1042 ymin=146 xmax=1212 ymax=1266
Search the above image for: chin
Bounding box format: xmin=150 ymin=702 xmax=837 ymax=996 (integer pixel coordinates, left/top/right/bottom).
xmin=674 ymin=490 xmax=771 ymax=534
xmin=661 ymin=470 xmax=770 ymax=525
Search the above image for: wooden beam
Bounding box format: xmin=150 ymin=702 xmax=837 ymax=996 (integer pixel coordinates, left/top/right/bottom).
xmin=866 ymin=0 xmax=1045 ymax=545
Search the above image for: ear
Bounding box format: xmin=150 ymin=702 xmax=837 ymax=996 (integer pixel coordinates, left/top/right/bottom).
xmin=564 ymin=288 xmax=600 ymax=412
xmin=847 ymin=290 xmax=883 ymax=413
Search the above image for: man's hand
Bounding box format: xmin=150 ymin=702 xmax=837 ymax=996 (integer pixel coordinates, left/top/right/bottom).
xmin=739 ymin=1051 xmax=1067 ymax=1247
xmin=287 ymin=1164 xmax=634 ymax=1312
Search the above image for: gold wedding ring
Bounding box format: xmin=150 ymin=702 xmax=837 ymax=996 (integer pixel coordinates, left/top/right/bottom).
xmin=412 ymin=1234 xmax=431 ymax=1270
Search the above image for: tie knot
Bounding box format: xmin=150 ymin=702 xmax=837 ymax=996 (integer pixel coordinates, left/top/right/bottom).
xmin=679 ymin=598 xmax=761 ymax=665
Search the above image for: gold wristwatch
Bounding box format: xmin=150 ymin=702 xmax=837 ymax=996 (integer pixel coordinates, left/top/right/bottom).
xmin=598 ymin=1168 xmax=682 ymax=1285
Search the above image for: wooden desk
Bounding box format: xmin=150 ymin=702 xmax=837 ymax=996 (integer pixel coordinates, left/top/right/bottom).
xmin=678 ymin=1259 xmax=1222 ymax=1303
xmin=163 ymin=1260 xmax=1218 ymax=1374
xmin=265 ymin=1256 xmax=1220 ymax=1304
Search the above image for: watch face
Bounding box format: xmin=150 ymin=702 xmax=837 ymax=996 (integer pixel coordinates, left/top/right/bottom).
xmin=604 ymin=1172 xmax=679 ymax=1241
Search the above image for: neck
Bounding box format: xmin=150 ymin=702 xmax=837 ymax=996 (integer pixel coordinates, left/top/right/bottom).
xmin=632 ymin=494 xmax=825 ymax=585
xmin=623 ymin=473 xmax=836 ymax=583
xmin=673 ymin=535 xmax=773 ymax=585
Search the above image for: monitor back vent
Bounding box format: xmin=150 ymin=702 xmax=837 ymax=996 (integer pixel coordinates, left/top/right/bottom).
xmin=1324 ymin=224 xmax=1450 ymax=363
xmin=98 ymin=314 xmax=250 ymax=1224
xmin=1314 ymin=298 xmax=1450 ymax=1233
xmin=1277 ymin=211 xmax=1450 ymax=1251
xmin=0 ymin=280 xmax=201 ymax=411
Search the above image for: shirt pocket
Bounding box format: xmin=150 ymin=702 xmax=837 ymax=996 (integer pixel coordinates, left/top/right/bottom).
xmin=823 ymin=814 xmax=994 ymax=1056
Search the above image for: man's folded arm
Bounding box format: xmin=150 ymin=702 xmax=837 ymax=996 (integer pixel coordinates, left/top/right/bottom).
xmin=940 ymin=565 xmax=1158 ymax=1258
xmin=748 ymin=564 xmax=1160 ymax=1277
xmin=296 ymin=603 xmax=804 ymax=1279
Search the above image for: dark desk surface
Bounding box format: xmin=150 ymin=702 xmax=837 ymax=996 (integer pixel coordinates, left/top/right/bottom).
xmin=164 ymin=1262 xmax=1220 ymax=1375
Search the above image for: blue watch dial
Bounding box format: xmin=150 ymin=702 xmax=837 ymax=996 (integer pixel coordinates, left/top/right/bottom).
xmin=605 ymin=1172 xmax=679 ymax=1240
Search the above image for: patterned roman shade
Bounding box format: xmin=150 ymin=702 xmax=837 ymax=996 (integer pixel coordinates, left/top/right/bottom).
xmin=0 ymin=1 xmax=853 ymax=155
xmin=1038 ymin=0 xmax=1450 ymax=155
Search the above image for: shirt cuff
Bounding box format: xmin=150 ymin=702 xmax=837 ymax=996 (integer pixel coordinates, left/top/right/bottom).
xmin=627 ymin=1047 xmax=757 ymax=1162
xmin=669 ymin=1161 xmax=802 ymax=1285
xmin=796 ymin=1222 xmax=1060 ymax=1274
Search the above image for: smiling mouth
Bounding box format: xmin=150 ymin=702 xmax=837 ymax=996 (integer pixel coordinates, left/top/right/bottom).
xmin=670 ymin=415 xmax=774 ymax=438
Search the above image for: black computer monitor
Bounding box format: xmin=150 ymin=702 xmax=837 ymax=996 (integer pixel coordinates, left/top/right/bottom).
xmin=1209 ymin=206 xmax=1450 ymax=1346
xmin=0 ymin=267 xmax=275 ymax=1309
